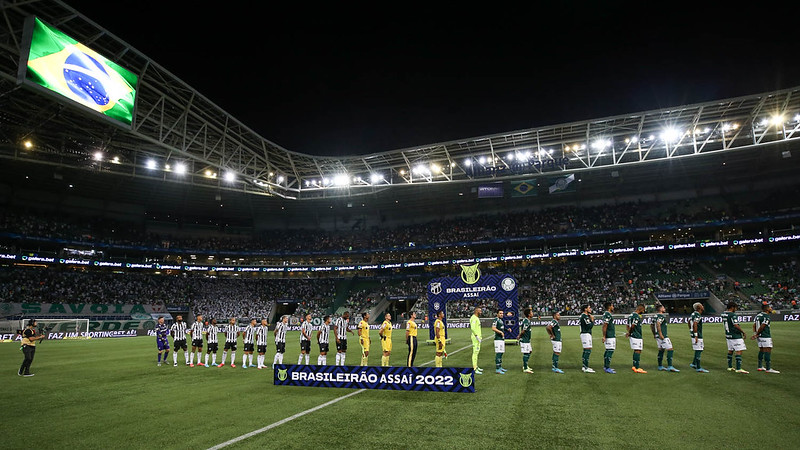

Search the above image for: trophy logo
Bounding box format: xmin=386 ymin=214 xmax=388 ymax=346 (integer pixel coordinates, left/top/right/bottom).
xmin=460 ymin=264 xmax=481 ymax=285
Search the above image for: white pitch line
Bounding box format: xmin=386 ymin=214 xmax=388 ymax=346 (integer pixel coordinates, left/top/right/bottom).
xmin=208 ymin=343 xmax=475 ymax=450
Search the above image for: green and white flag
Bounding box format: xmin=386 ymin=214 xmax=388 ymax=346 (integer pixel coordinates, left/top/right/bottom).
xmin=548 ymin=174 xmax=575 ymax=194
xmin=24 ymin=17 xmax=138 ymax=125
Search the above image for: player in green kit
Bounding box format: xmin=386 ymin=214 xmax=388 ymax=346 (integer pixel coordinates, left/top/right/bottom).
xmin=688 ymin=302 xmax=709 ymax=373
xmin=470 ymin=307 xmax=483 ymax=375
xmin=654 ymin=304 xmax=679 ymax=372
xmin=626 ymin=304 xmax=647 ymax=373
xmin=601 ymin=302 xmax=616 ymax=374
xmin=722 ymin=302 xmax=748 ymax=373
xmin=546 ymin=311 xmax=564 ymax=373
xmin=578 ymin=304 xmax=595 ymax=373
xmin=518 ymin=308 xmax=534 ymax=373
xmin=753 ymin=303 xmax=780 ymax=373
xmin=492 ymin=310 xmax=507 ymax=374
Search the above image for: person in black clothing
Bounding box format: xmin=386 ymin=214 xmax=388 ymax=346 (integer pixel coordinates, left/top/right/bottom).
xmin=19 ymin=319 xmax=45 ymax=376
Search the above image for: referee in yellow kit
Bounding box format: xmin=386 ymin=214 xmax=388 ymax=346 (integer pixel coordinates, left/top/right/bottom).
xmin=406 ymin=311 xmax=418 ymax=366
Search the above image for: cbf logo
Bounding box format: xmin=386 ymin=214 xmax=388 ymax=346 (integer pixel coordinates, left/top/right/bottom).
xmin=505 ymin=299 xmax=513 ymax=309
xmin=430 ymin=282 xmax=442 ymax=295
xmin=460 ymin=264 xmax=481 ymax=285
xmin=459 ymin=372 xmax=473 ymax=388
xmin=277 ymin=369 xmax=288 ymax=381
xmin=433 ymin=302 xmax=441 ymax=311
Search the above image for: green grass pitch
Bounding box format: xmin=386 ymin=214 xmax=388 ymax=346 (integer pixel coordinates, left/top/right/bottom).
xmin=3 ymin=323 xmax=800 ymax=449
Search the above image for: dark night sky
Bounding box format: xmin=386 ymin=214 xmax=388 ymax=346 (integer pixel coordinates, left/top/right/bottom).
xmin=68 ymin=2 xmax=800 ymax=156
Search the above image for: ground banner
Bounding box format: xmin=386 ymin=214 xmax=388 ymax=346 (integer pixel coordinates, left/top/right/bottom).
xmin=273 ymin=364 xmax=475 ymax=393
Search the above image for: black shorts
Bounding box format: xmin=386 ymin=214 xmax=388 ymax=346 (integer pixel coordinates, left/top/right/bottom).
xmin=300 ymin=340 xmax=311 ymax=353
xmin=224 ymin=341 xmax=237 ymax=351
xmin=275 ymin=342 xmax=286 ymax=353
xmin=192 ymin=339 xmax=203 ymax=348
xmin=243 ymin=343 xmax=254 ymax=352
xmin=207 ymin=343 xmax=218 ymax=352
xmin=257 ymin=345 xmax=267 ymax=354
xmin=319 ymin=343 xmax=329 ymax=353
xmin=336 ymin=339 xmax=348 ymax=352
xmin=174 ymin=339 xmax=187 ymax=351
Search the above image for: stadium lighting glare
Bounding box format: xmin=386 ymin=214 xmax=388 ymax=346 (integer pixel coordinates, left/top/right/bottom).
xmin=111 ymin=156 xmax=120 ymax=164
xmin=660 ymin=127 xmax=682 ymax=142
xmin=507 ymin=153 xmax=514 ymax=161
xmin=204 ymin=169 xmax=213 ymax=177
xmin=794 ymin=114 xmax=800 ymax=122
xmin=145 ymin=159 xmax=157 ymax=170
xmin=175 ymin=163 xmax=187 ymax=175
xmin=333 ymin=174 xmax=349 ymax=186
xmin=771 ymin=114 xmax=785 ymax=126
xmin=224 ymin=171 xmax=236 ymax=182
xmin=277 ymin=175 xmax=284 ymax=183
xmin=430 ymin=163 xmax=440 ymax=174
xmin=23 ymin=140 xmax=33 ymax=149
xmin=370 ymin=173 xmax=384 ymax=183
xmin=478 ymin=156 xmax=486 ymax=165
xmin=93 ymin=151 xmax=103 ymax=161
xmin=164 ymin=164 xmax=171 ymax=171
xmin=464 ymin=159 xmax=472 ymax=167
xmin=590 ymin=139 xmax=610 ymax=150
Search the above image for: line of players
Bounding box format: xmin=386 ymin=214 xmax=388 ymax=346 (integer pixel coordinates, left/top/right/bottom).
xmin=523 ymin=300 xmax=780 ymax=375
xmin=153 ymin=310 xmax=433 ymax=369
xmin=153 ymin=300 xmax=779 ymax=374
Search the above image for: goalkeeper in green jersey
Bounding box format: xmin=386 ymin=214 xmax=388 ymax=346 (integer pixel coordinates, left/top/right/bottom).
xmin=470 ymin=307 xmax=483 ymax=375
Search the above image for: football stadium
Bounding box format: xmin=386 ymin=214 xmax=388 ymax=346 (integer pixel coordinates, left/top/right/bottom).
xmin=2 ymin=2 xmax=800 ymax=449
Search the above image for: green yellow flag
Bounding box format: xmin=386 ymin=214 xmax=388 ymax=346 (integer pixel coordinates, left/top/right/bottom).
xmin=24 ymin=17 xmax=138 ymax=125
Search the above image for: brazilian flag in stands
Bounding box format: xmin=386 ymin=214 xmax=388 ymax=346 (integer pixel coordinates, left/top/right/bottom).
xmin=23 ymin=17 xmax=138 ymax=125
xmin=511 ymin=179 xmax=538 ymax=197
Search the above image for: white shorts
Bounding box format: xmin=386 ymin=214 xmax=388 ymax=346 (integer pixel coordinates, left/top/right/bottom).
xmin=656 ymin=337 xmax=673 ymax=350
xmin=629 ymin=337 xmax=643 ymax=350
xmin=726 ymin=338 xmax=746 ymax=352
xmin=604 ymin=337 xmax=616 ymax=350
xmin=494 ymin=340 xmax=505 ymax=353
xmin=691 ymin=338 xmax=704 ymax=351
xmin=757 ymin=337 xmax=773 ymax=348
xmin=580 ymin=333 xmax=593 ymax=349
xmin=551 ymin=340 xmax=563 ymax=353
xmin=520 ymin=342 xmax=532 ymax=354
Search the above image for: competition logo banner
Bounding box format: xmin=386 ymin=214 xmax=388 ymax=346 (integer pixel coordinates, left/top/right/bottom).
xmin=274 ymin=365 xmax=475 ymax=393
xmin=22 ymin=17 xmax=138 ymax=125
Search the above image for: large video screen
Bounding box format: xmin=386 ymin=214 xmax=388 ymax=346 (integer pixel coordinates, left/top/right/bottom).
xmin=19 ymin=17 xmax=138 ymax=126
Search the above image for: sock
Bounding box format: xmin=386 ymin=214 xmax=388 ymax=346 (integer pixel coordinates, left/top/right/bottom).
xmin=735 ymin=354 xmax=742 ymax=370
xmin=205 ymin=354 xmax=209 ymax=365
xmin=321 ymin=355 xmax=327 ymax=365
xmin=605 ymin=350 xmax=614 ymax=368
xmin=381 ymin=355 xmax=388 ymax=366
xmin=189 ymin=352 xmax=194 ymax=365
xmin=727 ymin=353 xmax=733 ymax=368
xmin=243 ymin=354 xmax=248 ymax=366
xmin=173 ymin=352 xmax=178 ymax=364
xmin=231 ymin=352 xmax=236 ymax=364
xmin=273 ymin=354 xmax=280 ymax=366
xmin=212 ymin=354 xmax=216 ymax=365
xmin=765 ymin=352 xmax=771 ymax=370
xmin=164 ymin=351 xmax=169 ymax=362
xmin=361 ymin=356 xmax=368 ymax=366
xmin=248 ymin=354 xmax=254 ymax=366
xmin=299 ymin=355 xmax=304 ymax=364
xmin=221 ymin=351 xmax=227 ymax=365
xmin=758 ymin=351 xmax=764 ymax=368
xmin=304 ymin=354 xmax=309 ymax=365
xmin=495 ymin=353 xmax=502 ymax=369
xmin=666 ymin=350 xmax=674 ymax=367
xmin=259 ymin=355 xmax=265 ymax=367
xmin=582 ymin=349 xmax=590 ymax=368
xmin=657 ymin=349 xmax=664 ymax=366
xmin=184 ymin=352 xmax=189 ymax=364
xmin=523 ymin=353 xmax=530 ymax=370
xmin=434 ymin=356 xmax=441 ymax=367
xmin=278 ymin=353 xmax=284 ymax=364
xmin=694 ymin=350 xmax=702 ymax=369
xmin=472 ymin=351 xmax=479 ymax=369
xmin=633 ymin=352 xmax=640 ymax=368
xmin=552 ymin=353 xmax=559 ymax=369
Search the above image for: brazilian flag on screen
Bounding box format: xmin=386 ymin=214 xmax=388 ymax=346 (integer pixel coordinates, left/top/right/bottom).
xmin=25 ymin=17 xmax=138 ymax=125
xmin=511 ymin=179 xmax=537 ymax=197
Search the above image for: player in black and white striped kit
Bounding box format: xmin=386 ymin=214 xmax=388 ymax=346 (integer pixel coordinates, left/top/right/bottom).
xmin=242 ymin=319 xmax=256 ymax=369
xmin=169 ymin=315 xmax=188 ymax=367
xmin=272 ymin=315 xmax=288 ymax=367
xmin=218 ymin=318 xmax=239 ymax=368
xmin=189 ymin=315 xmax=205 ymax=367
xmin=299 ymin=314 xmax=313 ymax=365
xmin=204 ymin=318 xmax=220 ymax=367
xmin=317 ymin=315 xmax=331 ymax=365
xmin=256 ymin=319 xmax=270 ymax=369
xmin=333 ymin=311 xmax=354 ymax=366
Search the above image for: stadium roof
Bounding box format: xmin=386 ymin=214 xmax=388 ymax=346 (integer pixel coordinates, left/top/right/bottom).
xmin=2 ymin=1 xmax=800 ymax=214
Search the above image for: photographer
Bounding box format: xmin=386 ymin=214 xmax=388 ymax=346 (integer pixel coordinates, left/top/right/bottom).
xmin=18 ymin=319 xmax=44 ymax=377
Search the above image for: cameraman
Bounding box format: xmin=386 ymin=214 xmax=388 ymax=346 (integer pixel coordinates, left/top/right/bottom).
xmin=18 ymin=319 xmax=44 ymax=377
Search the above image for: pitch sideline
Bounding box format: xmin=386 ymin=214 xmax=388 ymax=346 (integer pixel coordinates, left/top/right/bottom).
xmin=207 ymin=343 xmax=476 ymax=449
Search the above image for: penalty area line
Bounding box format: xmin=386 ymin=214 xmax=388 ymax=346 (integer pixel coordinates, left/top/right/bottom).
xmin=207 ymin=343 xmax=474 ymax=449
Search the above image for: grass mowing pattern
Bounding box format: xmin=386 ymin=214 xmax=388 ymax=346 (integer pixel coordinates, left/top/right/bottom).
xmin=3 ymin=323 xmax=800 ymax=449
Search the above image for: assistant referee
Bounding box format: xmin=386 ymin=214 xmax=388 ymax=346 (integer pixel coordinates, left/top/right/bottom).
xmin=19 ymin=319 xmax=45 ymax=377
xmin=406 ymin=311 xmax=418 ymax=367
